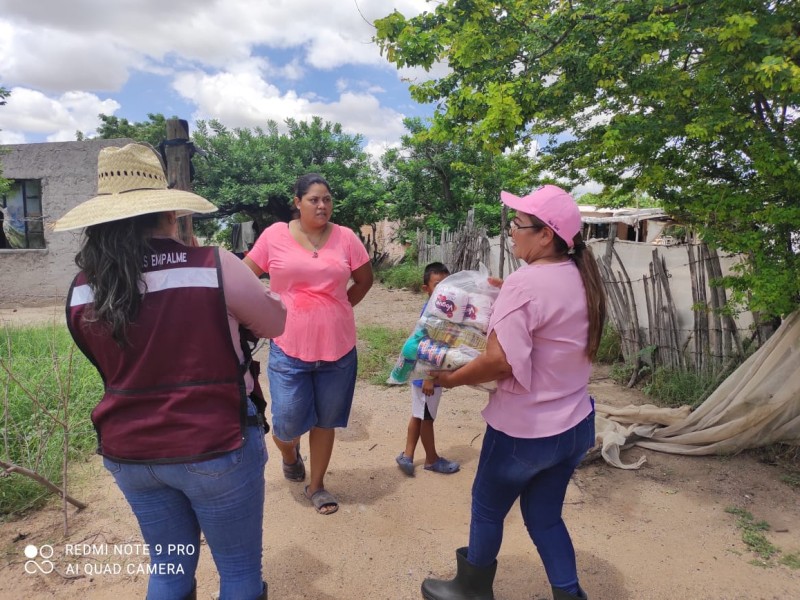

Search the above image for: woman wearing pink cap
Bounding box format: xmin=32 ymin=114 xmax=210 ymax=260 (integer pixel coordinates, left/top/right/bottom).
xmin=422 ymin=185 xmax=606 ymax=600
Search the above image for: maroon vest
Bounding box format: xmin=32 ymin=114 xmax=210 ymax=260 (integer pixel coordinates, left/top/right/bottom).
xmin=66 ymin=239 xmax=248 ymax=463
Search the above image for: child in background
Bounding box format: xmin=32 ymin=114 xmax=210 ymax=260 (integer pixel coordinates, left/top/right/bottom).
xmin=396 ymin=262 xmax=461 ymax=476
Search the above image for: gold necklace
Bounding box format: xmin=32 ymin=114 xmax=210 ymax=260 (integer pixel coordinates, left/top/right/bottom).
xmin=298 ymin=222 xmax=327 ymax=258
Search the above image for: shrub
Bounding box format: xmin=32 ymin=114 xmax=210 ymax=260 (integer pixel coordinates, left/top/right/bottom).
xmin=596 ymin=324 xmax=622 ymax=364
xmin=376 ymin=263 xmax=425 ymax=292
xmin=642 ymin=367 xmax=716 ymax=408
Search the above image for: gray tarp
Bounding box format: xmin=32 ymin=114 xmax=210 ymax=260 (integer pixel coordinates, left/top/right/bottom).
xmin=595 ymin=311 xmax=800 ymax=469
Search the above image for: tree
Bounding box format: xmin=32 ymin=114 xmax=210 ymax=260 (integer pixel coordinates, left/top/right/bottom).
xmin=0 ymin=86 xmax=11 ymax=199
xmin=375 ymin=1 xmax=800 ymax=317
xmin=88 ymin=113 xmax=172 ymax=148
xmin=190 ymin=117 xmax=387 ymax=234
xmin=382 ymin=117 xmax=538 ymax=238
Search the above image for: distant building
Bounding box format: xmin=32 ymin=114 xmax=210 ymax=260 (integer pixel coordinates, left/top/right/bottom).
xmin=578 ymin=205 xmax=673 ymax=244
xmin=0 ymin=138 xmax=133 ymax=307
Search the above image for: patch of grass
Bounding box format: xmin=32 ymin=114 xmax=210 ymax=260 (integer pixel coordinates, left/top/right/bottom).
xmin=596 ymin=324 xmax=622 ymax=364
xmin=642 ymin=367 xmax=716 ymax=409
xmin=779 ymin=553 xmax=800 ymax=570
xmin=1 ymin=324 xmax=103 ymax=518
xmin=780 ymin=473 xmax=800 ymax=489
xmin=376 ymin=263 xmax=425 ymax=292
xmin=724 ymin=506 xmax=780 ymax=561
xmin=357 ymin=325 xmax=410 ymax=385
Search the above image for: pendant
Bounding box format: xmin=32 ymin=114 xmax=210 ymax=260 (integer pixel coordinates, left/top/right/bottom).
xmin=312 ymin=251 xmax=318 ymax=258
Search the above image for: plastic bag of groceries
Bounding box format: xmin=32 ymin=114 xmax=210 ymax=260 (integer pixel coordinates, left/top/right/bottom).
xmin=386 ymin=267 xmax=500 ymax=392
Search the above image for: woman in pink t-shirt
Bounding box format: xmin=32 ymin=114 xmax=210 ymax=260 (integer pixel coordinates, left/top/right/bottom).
xmin=245 ymin=173 xmax=373 ymax=515
xmin=422 ymin=186 xmax=606 ymax=600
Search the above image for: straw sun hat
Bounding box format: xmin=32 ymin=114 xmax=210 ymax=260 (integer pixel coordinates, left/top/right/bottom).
xmin=52 ymin=143 xmax=217 ymax=231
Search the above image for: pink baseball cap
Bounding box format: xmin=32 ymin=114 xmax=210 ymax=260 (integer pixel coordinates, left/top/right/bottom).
xmin=500 ymin=185 xmax=582 ymax=248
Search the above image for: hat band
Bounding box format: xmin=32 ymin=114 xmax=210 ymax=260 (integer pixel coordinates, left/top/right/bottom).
xmin=96 ymin=186 xmax=167 ymax=196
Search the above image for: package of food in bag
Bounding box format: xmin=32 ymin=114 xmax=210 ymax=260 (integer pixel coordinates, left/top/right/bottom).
xmin=409 ymin=266 xmax=501 ymax=391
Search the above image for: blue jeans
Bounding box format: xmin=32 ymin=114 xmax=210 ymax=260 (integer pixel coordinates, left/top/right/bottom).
xmin=468 ymin=412 xmax=595 ymax=593
xmin=268 ymin=341 xmax=357 ymax=441
xmin=103 ymin=402 xmax=268 ymax=600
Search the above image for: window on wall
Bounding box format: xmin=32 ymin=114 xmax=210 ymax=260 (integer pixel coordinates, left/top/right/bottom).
xmin=1 ymin=180 xmax=45 ymax=249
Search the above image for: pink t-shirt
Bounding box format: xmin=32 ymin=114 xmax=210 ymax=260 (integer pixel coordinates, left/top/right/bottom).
xmin=247 ymin=222 xmax=370 ymax=361
xmin=482 ymin=260 xmax=594 ymax=438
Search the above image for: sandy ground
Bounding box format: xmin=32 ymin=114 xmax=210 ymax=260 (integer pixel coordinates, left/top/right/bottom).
xmin=1 ymin=285 xmax=799 ymax=599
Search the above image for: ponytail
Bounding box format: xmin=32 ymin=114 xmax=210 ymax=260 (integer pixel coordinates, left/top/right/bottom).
xmin=570 ymin=233 xmax=606 ymax=361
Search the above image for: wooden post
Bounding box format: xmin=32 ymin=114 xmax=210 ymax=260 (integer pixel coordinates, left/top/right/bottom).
xmin=165 ymin=119 xmax=194 ymax=245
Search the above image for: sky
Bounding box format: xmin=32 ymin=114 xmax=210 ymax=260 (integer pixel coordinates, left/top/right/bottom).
xmin=0 ymin=0 xmax=443 ymax=157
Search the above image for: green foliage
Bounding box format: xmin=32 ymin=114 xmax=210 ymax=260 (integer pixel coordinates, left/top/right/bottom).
xmin=0 ymin=325 xmax=103 ymax=516
xmin=191 ymin=117 xmax=388 ymax=233
xmin=0 ymin=86 xmax=11 ymax=197
xmin=357 ymin=325 xmax=411 ymax=385
xmin=724 ymin=506 xmax=779 ymax=562
xmin=89 ymin=113 xmax=173 ymax=147
xmin=642 ymin=367 xmax=717 ymax=408
xmin=779 ymin=553 xmax=800 ymax=570
xmin=376 ymin=263 xmax=425 ymax=292
xmin=596 ymin=324 xmax=623 ymax=364
xmin=375 ymin=1 xmax=800 ymax=317
xmin=381 ymin=117 xmax=539 ymax=237
xmin=780 ymin=473 xmax=800 ymax=490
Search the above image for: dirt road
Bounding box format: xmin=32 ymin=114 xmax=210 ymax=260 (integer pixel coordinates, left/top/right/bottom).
xmin=1 ymin=285 xmax=798 ymax=599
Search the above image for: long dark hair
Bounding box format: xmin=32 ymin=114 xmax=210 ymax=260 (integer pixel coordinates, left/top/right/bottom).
xmin=528 ymin=214 xmax=607 ymax=361
xmin=75 ymin=213 xmax=160 ymax=346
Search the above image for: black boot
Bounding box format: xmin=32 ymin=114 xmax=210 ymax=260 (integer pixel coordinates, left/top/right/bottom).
xmin=552 ymin=584 xmax=588 ymax=600
xmin=421 ymin=547 xmax=496 ymax=600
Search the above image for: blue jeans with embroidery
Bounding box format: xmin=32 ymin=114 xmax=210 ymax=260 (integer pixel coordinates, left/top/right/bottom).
xmin=103 ymin=401 xmax=268 ymax=600
xmin=468 ymin=412 xmax=595 ymax=594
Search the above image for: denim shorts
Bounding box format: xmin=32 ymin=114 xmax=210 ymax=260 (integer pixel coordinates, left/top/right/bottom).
xmin=267 ymin=341 xmax=357 ymax=441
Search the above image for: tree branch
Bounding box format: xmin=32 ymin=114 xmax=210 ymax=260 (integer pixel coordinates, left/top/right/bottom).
xmin=1 ymin=460 xmax=87 ymax=510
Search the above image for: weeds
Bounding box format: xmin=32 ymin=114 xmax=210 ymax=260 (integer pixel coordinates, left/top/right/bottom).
xmin=779 ymin=553 xmax=800 ymax=570
xmin=596 ymin=324 xmax=622 ymax=364
xmin=642 ymin=367 xmax=717 ymax=409
xmin=357 ymin=325 xmax=410 ymax=385
xmin=376 ymin=263 xmax=424 ymax=292
xmin=1 ymin=324 xmax=102 ymax=518
xmin=724 ymin=506 xmax=779 ymax=562
xmin=779 ymin=473 xmax=800 ymax=489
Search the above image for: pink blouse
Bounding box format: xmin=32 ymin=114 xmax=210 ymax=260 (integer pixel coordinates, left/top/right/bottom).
xmin=247 ymin=222 xmax=370 ymax=361
xmin=482 ymin=261 xmax=594 ymax=438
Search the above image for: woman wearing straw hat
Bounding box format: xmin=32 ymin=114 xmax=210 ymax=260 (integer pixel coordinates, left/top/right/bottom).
xmin=244 ymin=173 xmax=373 ymax=515
xmin=421 ymin=186 xmax=606 ymax=600
xmin=54 ymin=143 xmax=286 ymax=600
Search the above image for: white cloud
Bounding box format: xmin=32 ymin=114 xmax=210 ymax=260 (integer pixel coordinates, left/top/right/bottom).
xmin=0 ymin=129 xmax=26 ymax=144
xmin=0 ymin=1 xmax=430 ymax=152
xmin=172 ymin=69 xmax=406 ymax=148
xmin=0 ymin=87 xmax=119 ymax=141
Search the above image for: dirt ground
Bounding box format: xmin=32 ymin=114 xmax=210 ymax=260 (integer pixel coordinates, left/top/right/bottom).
xmin=1 ymin=285 xmax=798 ymax=599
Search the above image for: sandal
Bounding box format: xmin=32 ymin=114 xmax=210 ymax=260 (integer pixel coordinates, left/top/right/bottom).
xmin=304 ymin=485 xmax=339 ymax=515
xmin=282 ymin=443 xmax=305 ymax=482
xmin=396 ymin=452 xmax=415 ymax=476
xmin=424 ymin=457 xmax=460 ymax=474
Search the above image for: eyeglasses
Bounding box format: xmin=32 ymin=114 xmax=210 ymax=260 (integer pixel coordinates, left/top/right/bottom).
xmin=507 ymin=220 xmax=543 ymax=234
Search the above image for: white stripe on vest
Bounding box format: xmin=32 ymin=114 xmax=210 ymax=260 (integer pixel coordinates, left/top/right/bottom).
xmin=70 ymin=267 xmax=219 ymax=307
